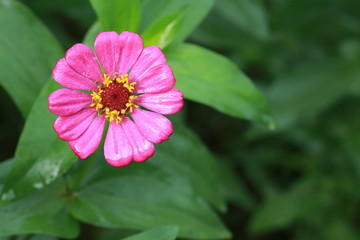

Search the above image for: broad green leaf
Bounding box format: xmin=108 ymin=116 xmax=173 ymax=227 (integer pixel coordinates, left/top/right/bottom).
xmin=1 ymin=80 xmax=77 ymax=201
xmin=142 ymin=7 xmax=186 ymax=49
xmin=122 ymin=226 xmax=179 ymax=240
xmin=90 ymin=0 xmax=141 ymax=32
xmin=140 ymin=0 xmax=214 ymax=43
xmin=0 ymin=182 xmax=79 ymax=238
xmin=166 ymin=43 xmax=274 ymax=127
xmin=81 ymin=125 xmax=227 ymax=211
xmin=70 ymin=126 xmax=231 ymax=239
xmin=266 ymin=58 xmax=360 ymax=129
xmin=157 ymin=125 xmax=227 ymax=211
xmin=70 ymin=175 xmax=229 ymax=239
xmin=214 ymin=0 xmax=268 ymax=39
xmin=0 ymin=0 xmax=62 ymax=117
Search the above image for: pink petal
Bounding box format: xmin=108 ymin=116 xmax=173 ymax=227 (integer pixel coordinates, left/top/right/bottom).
xmin=94 ymin=31 xmax=118 ymax=76
xmin=133 ymin=64 xmax=175 ymax=94
xmin=69 ymin=116 xmax=106 ymax=159
xmin=48 ymin=89 xmax=92 ymax=116
xmin=104 ymin=121 xmax=133 ymax=167
xmin=53 ymin=108 xmax=97 ymax=141
xmin=131 ymin=108 xmax=173 ymax=144
xmin=130 ymin=45 xmax=166 ymax=80
xmin=115 ymin=31 xmax=143 ymax=75
xmin=52 ymin=58 xmax=97 ymax=91
xmin=65 ymin=43 xmax=102 ymax=82
xmin=122 ymin=118 xmax=155 ymax=162
xmin=135 ymin=89 xmax=183 ymax=115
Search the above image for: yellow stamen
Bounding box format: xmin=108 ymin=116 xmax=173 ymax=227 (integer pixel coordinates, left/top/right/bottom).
xmin=90 ymin=73 xmax=139 ymax=124
xmin=126 ymin=95 xmax=139 ymax=113
xmin=105 ymin=108 xmax=122 ymax=124
xmin=103 ymin=73 xmax=113 ymax=87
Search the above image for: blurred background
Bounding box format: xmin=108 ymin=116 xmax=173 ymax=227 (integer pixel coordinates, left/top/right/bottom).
xmin=1 ymin=0 xmax=360 ymax=239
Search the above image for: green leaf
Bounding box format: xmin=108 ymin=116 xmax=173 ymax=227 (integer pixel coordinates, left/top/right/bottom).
xmin=0 ymin=182 xmax=79 ymax=238
xmin=267 ymin=58 xmax=360 ymax=129
xmin=70 ymin=172 xmax=229 ymax=239
xmin=0 ymin=0 xmax=63 ymax=117
xmin=122 ymin=226 xmax=179 ymax=240
xmin=90 ymin=0 xmax=141 ymax=32
xmin=214 ymin=0 xmax=268 ymax=39
xmin=70 ymin=126 xmax=230 ymax=239
xmin=0 ymin=160 xmax=12 ymax=194
xmin=157 ymin=125 xmax=227 ymax=211
xmin=142 ymin=7 xmax=186 ymax=49
xmin=165 ymin=43 xmax=274 ymax=127
xmin=84 ymin=124 xmax=226 ymax=211
xmin=1 ymin=80 xmax=77 ymax=201
xmin=140 ymin=0 xmax=214 ymax=43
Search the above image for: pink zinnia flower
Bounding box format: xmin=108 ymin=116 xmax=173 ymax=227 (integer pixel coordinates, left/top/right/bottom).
xmin=48 ymin=31 xmax=183 ymax=167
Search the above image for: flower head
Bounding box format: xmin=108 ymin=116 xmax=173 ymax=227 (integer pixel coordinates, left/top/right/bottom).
xmin=48 ymin=31 xmax=183 ymax=167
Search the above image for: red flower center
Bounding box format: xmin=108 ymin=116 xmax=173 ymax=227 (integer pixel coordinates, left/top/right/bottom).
xmin=91 ymin=73 xmax=138 ymax=123
xmin=100 ymin=82 xmax=131 ymax=112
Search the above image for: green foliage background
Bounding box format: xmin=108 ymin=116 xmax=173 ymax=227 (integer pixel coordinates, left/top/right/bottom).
xmin=0 ymin=0 xmax=360 ymax=239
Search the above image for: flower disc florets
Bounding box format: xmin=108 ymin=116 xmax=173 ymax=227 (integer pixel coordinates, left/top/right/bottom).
xmin=91 ymin=73 xmax=138 ymax=123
